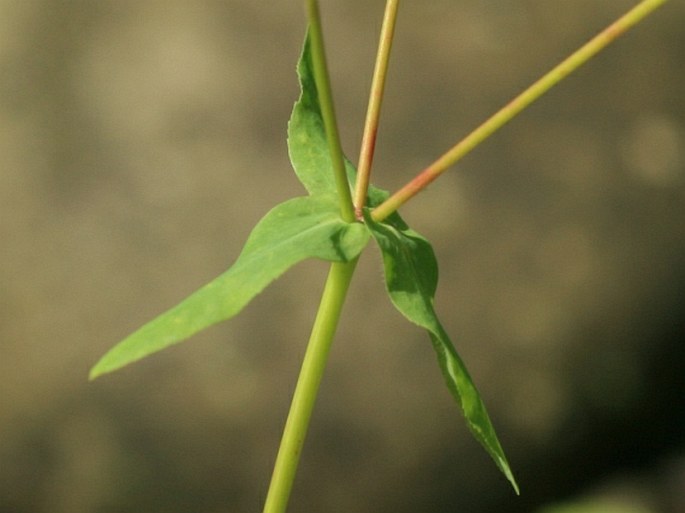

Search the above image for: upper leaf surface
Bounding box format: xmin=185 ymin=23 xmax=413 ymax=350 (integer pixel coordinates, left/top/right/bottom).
xmin=90 ymin=195 xmax=368 ymax=379
xmin=363 ymin=210 xmax=519 ymax=494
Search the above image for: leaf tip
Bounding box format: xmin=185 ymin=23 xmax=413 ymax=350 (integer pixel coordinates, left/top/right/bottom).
xmin=88 ymin=359 xmax=111 ymax=381
xmin=506 ymin=467 xmax=521 ymax=496
xmin=88 ymin=347 xmax=133 ymax=381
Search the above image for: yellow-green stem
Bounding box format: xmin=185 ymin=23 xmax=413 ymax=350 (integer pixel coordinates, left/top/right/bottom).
xmin=263 ymin=2 xmax=361 ymax=510
xmin=354 ymin=0 xmax=400 ymax=219
xmin=263 ymin=260 xmax=358 ymax=513
xmin=305 ymin=0 xmax=355 ymax=222
xmin=371 ymin=0 xmax=669 ymax=222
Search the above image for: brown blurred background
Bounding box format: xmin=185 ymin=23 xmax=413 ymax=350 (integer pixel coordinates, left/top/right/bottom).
xmin=1 ymin=1 xmax=684 ymax=512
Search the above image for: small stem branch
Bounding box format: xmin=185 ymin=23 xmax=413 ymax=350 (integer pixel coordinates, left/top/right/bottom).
xmin=353 ymin=0 xmax=400 ymax=219
xmin=305 ymin=0 xmax=355 ymax=223
xmin=262 ymin=259 xmax=358 ymax=513
xmin=371 ymin=0 xmax=669 ymax=222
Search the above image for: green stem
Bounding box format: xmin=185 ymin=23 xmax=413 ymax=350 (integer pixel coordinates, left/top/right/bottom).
xmin=371 ymin=0 xmax=669 ymax=222
xmin=262 ymin=259 xmax=358 ymax=513
xmin=305 ymin=0 xmax=355 ymax=223
xmin=263 ymin=4 xmax=360 ymax=508
xmin=353 ymin=0 xmax=400 ymax=220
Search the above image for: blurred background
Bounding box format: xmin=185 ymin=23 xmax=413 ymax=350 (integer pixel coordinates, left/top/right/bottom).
xmin=1 ymin=1 xmax=684 ymax=512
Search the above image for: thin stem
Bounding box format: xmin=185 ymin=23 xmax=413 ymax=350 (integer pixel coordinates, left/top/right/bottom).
xmin=262 ymin=259 xmax=358 ymax=513
xmin=263 ymin=5 xmax=361 ymax=510
xmin=305 ymin=0 xmax=355 ymax=223
xmin=371 ymin=0 xmax=669 ymax=222
xmin=353 ymin=0 xmax=400 ymax=220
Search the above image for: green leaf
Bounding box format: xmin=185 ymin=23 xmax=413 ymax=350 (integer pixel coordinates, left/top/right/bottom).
xmin=287 ymin=32 xmax=398 ymax=214
xmin=288 ymin=33 xmax=344 ymax=196
xmin=90 ymin=195 xmax=368 ymax=379
xmin=363 ymin=210 xmax=519 ymax=494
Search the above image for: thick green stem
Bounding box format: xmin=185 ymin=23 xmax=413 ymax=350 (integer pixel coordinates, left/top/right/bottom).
xmin=353 ymin=0 xmax=400 ymax=219
xmin=371 ymin=0 xmax=669 ymax=222
xmin=305 ymin=0 xmax=355 ymax=222
xmin=262 ymin=260 xmax=358 ymax=513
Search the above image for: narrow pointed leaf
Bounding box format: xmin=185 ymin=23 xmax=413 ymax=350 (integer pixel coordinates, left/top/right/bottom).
xmin=90 ymin=195 xmax=368 ymax=379
xmin=363 ymin=210 xmax=519 ymax=493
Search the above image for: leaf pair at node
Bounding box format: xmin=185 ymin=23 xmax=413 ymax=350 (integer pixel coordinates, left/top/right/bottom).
xmin=90 ymin=32 xmax=518 ymax=494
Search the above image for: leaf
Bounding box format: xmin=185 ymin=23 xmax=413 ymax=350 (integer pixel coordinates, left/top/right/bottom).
xmin=289 ymin=32 xmax=364 ymax=198
xmin=288 ymin=33 xmax=337 ymax=196
xmin=363 ymin=210 xmax=519 ymax=494
xmin=287 ymin=32 xmax=400 ymax=217
xmin=90 ymin=195 xmax=368 ymax=379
